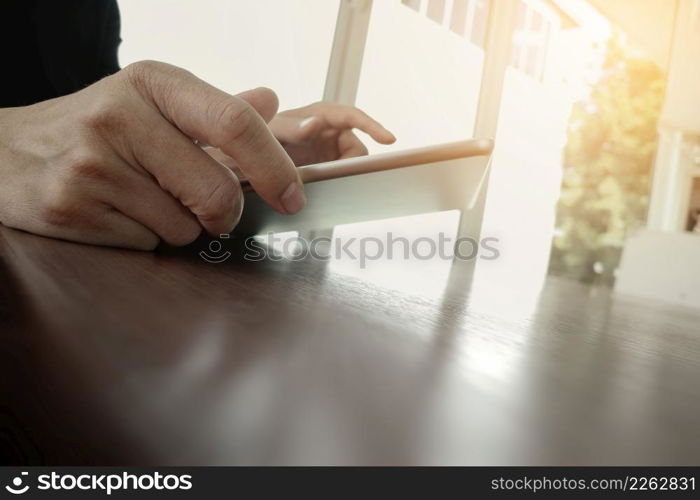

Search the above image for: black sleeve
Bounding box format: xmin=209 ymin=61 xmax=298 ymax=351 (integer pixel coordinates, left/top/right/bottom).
xmin=0 ymin=0 xmax=122 ymax=107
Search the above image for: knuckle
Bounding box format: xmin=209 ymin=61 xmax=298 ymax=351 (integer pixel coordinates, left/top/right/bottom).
xmin=212 ymin=98 xmax=260 ymax=147
xmin=43 ymin=149 xmax=111 ymax=226
xmin=42 ymin=183 xmax=81 ymax=227
xmin=81 ymin=97 xmax=126 ymax=135
xmin=197 ymin=174 xmax=242 ymax=224
xmin=338 ymin=109 xmax=354 ymax=123
xmin=121 ymin=60 xmax=190 ymax=100
xmin=122 ymin=60 xmax=163 ymax=88
xmin=64 ymin=151 xmax=112 ymax=183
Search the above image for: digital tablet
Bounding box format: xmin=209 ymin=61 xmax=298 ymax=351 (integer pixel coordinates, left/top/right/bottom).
xmin=234 ymin=138 xmax=495 ymax=237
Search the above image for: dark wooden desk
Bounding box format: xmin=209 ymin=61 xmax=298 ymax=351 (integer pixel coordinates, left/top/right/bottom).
xmin=1 ymin=225 xmax=699 ymax=465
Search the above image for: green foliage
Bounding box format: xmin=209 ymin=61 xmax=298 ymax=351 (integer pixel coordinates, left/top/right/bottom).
xmin=549 ymin=36 xmax=666 ymax=285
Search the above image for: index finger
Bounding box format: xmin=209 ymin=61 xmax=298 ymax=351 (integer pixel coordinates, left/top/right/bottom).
xmin=319 ymin=103 xmax=396 ymax=144
xmin=125 ymin=61 xmax=306 ymax=215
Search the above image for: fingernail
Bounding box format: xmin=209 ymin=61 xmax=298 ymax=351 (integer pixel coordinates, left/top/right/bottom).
xmin=281 ymin=182 xmax=307 ymax=214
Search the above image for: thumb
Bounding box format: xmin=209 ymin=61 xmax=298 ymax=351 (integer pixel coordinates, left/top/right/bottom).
xmin=235 ymin=87 xmax=279 ymax=123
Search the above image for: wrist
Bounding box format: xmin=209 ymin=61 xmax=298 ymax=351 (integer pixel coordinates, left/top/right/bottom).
xmin=0 ymin=106 xmax=22 ymax=147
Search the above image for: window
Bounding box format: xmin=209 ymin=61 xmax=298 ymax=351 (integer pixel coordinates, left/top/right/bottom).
xmin=470 ymin=0 xmax=490 ymax=48
xmin=402 ymin=0 xmax=490 ymax=50
xmin=426 ymin=0 xmax=446 ymax=23
xmin=509 ymin=0 xmax=552 ymax=80
xmin=401 ymin=0 xmax=421 ymax=11
xmin=449 ymin=0 xmax=469 ymax=36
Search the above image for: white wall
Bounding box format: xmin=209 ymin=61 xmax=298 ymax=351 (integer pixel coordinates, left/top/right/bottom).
xmin=117 ymin=0 xmax=339 ymax=110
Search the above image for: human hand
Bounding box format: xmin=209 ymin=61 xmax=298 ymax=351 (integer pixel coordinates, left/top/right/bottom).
xmin=268 ymin=101 xmax=396 ymax=166
xmin=0 ymin=61 xmax=305 ymax=250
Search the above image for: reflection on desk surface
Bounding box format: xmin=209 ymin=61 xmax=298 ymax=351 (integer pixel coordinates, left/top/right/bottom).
xmin=1 ymin=225 xmax=699 ymax=465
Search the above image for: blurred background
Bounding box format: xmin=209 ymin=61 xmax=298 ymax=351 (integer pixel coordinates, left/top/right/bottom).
xmin=118 ymin=0 xmax=699 ymax=306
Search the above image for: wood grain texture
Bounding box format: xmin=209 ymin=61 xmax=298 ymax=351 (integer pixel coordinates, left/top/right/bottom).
xmin=1 ymin=225 xmax=699 ymax=465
